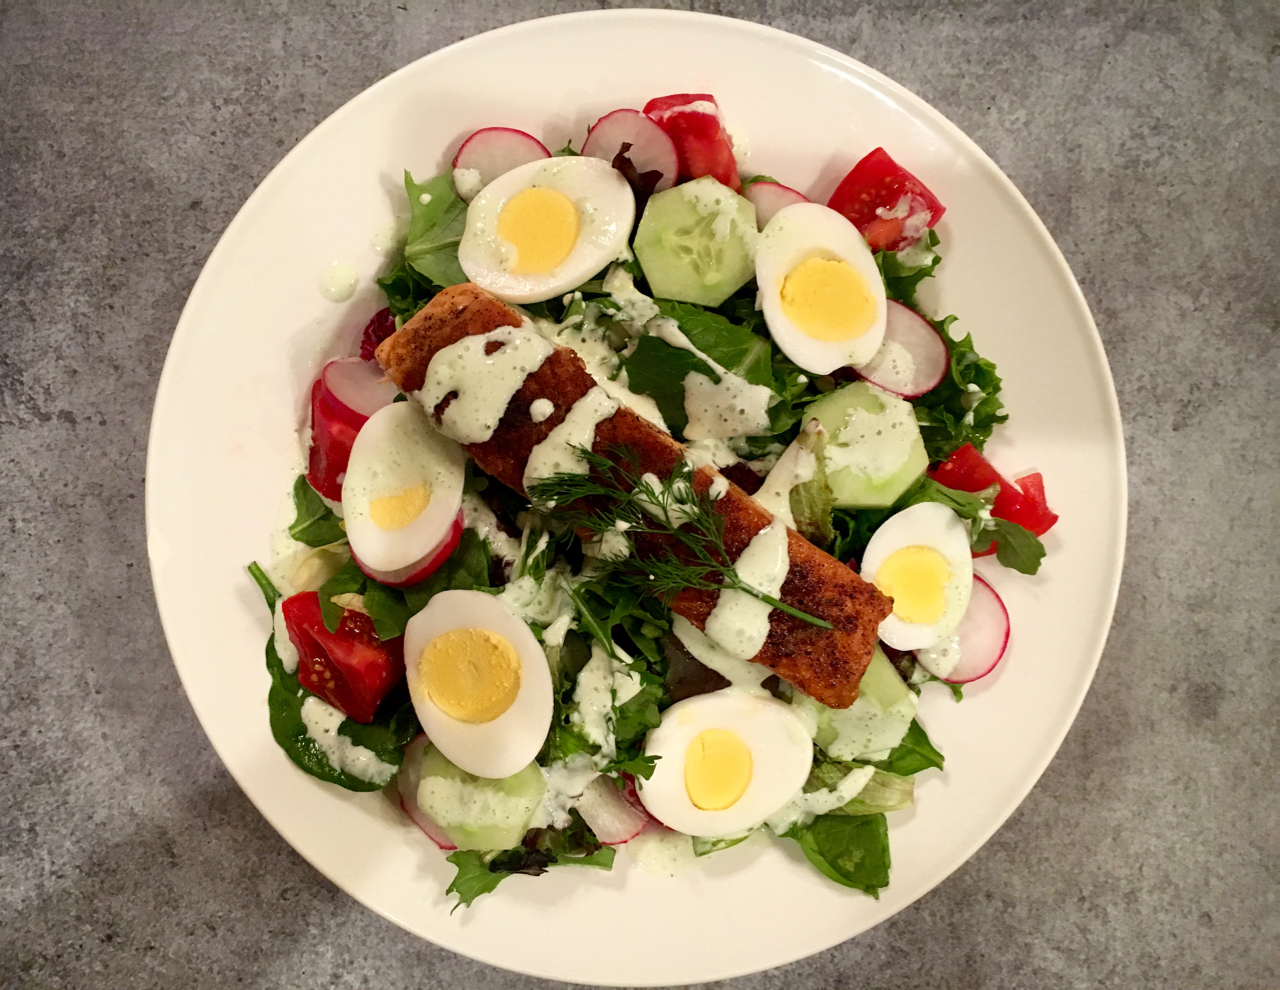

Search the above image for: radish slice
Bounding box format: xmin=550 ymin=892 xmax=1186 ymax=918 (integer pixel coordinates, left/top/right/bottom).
xmin=744 ymin=181 xmax=809 ymax=229
xmin=397 ymin=734 xmax=457 ymax=850
xmin=322 ymin=357 xmax=400 ymax=426
xmin=852 ymin=299 xmax=949 ymax=398
xmin=451 ymin=127 xmax=550 ymax=199
xmin=351 ymin=512 xmax=464 ymax=588
xmin=915 ymin=575 xmax=1010 ymax=683
xmin=581 ymin=109 xmax=678 ymax=193
xmin=576 ymin=775 xmax=649 ymax=845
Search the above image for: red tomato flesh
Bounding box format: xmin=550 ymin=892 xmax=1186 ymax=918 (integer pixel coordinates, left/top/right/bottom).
xmin=827 ymin=147 xmax=945 ymax=252
xmin=281 ymin=592 xmax=405 ymax=723
xmin=643 ymin=93 xmax=741 ymax=192
xmin=929 ymin=444 xmax=1058 ymax=556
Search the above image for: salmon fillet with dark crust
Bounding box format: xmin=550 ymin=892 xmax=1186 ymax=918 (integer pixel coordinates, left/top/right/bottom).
xmin=375 ymin=284 xmax=893 ymax=709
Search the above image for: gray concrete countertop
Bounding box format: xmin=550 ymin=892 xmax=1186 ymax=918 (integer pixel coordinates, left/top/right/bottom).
xmin=1 ymin=2 xmax=1275 ymax=988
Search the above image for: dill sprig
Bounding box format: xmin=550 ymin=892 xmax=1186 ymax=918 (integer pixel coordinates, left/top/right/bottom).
xmin=528 ymin=449 xmax=833 ymax=630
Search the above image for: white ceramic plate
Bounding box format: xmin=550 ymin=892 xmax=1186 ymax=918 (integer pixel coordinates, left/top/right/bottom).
xmin=147 ymin=10 xmax=1125 ymax=986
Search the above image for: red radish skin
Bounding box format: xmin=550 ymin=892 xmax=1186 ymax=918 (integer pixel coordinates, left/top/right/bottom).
xmin=351 ymin=513 xmax=464 ymax=588
xmin=451 ymin=127 xmax=550 ymax=194
xmin=581 ymin=109 xmax=679 ymax=192
xmin=915 ymin=575 xmax=1010 ymax=683
xmin=744 ymin=181 xmax=809 ymax=229
xmin=575 ymin=775 xmax=650 ymax=845
xmin=305 ymin=358 xmax=401 ymax=499
xmin=397 ymin=735 xmax=457 ymax=851
xmin=853 ymin=300 xmax=949 ymax=398
xmin=642 ymin=94 xmax=741 ymax=192
xmin=323 ymin=357 xmax=400 ymax=422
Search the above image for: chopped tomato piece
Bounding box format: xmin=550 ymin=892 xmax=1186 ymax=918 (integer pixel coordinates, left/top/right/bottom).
xmin=280 ymin=592 xmax=404 ymax=723
xmin=643 ymin=93 xmax=741 ymax=192
xmin=929 ymin=444 xmax=1058 ymax=556
xmin=827 ymin=147 xmax=945 ymax=252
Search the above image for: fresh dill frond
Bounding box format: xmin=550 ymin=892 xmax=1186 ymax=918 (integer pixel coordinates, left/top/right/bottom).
xmin=528 ymin=449 xmax=833 ymax=630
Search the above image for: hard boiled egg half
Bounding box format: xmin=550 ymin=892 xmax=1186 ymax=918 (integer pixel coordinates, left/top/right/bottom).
xmin=860 ymin=501 xmax=973 ymax=651
xmin=756 ymin=202 xmax=887 ymax=374
xmin=403 ymin=589 xmax=553 ymax=779
xmin=638 ymin=688 xmax=812 ymax=837
xmin=342 ymin=401 xmax=466 ymax=585
xmin=458 ymin=156 xmax=635 ymax=304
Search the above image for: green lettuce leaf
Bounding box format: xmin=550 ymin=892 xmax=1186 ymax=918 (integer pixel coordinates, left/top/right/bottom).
xmin=376 ymin=259 xmax=438 ymax=321
xmin=785 ymin=813 xmax=891 ymax=897
xmin=264 ymin=636 xmax=417 ymax=792
xmin=444 ymin=851 xmax=509 ymax=911
xmin=868 ymin=719 xmax=944 ymax=776
xmin=654 ymin=300 xmax=773 ymax=385
xmin=971 ymin=516 xmax=1046 ymax=576
xmin=874 ymin=228 xmax=941 ymax=309
xmin=402 ymin=171 xmax=468 ymax=289
xmin=288 ymin=475 xmax=346 ymax=548
xmin=912 ymin=315 xmax=1008 ymax=463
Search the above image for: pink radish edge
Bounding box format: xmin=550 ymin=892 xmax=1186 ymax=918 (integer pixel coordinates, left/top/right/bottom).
xmin=352 ymin=513 xmax=464 ymax=588
xmin=581 ymin=109 xmax=679 ymax=193
xmin=397 ymin=735 xmax=457 ymax=850
xmin=452 ymin=127 xmax=550 ymax=190
xmin=575 ymin=775 xmax=650 ymax=845
xmin=743 ymin=181 xmax=809 ymax=229
xmin=916 ymin=575 xmax=1010 ymax=684
xmin=853 ymin=300 xmax=950 ymax=399
xmin=321 ymin=357 xmax=400 ymax=426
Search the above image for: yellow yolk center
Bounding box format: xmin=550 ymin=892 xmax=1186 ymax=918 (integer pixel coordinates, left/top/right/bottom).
xmin=419 ymin=628 xmax=521 ymax=724
xmin=684 ymin=728 xmax=753 ymax=811
xmin=779 ymin=256 xmax=876 ymax=341
xmin=497 ymin=187 xmax=580 ymax=274
xmin=368 ymin=483 xmax=431 ymax=530
xmin=874 ymin=545 xmax=952 ymax=624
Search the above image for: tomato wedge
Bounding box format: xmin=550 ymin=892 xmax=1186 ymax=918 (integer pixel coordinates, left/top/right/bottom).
xmin=827 ymin=147 xmax=945 ymax=252
xmin=643 ymin=93 xmax=741 ymax=192
xmin=929 ymin=443 xmax=1058 ymax=556
xmin=280 ymin=592 xmax=405 ymax=723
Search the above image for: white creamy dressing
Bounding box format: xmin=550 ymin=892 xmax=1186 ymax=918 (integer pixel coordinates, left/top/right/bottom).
xmin=585 ymin=528 xmax=631 ymax=562
xmin=754 ymin=441 xmax=817 ymax=530
xmin=626 ymin=826 xmax=697 ymax=877
xmin=827 ymin=387 xmax=919 ymax=479
xmin=542 ymin=611 xmax=573 ymax=649
xmin=460 ymin=492 xmax=520 ymax=567
xmin=680 ymin=177 xmax=757 ymax=247
xmin=572 ymin=642 xmax=617 ymax=754
xmin=649 ymin=317 xmax=773 ymax=439
xmin=855 ymin=338 xmax=916 ymax=394
xmin=416 ymin=324 xmax=554 ymax=444
xmin=765 ymin=765 xmax=876 ymax=835
xmin=318 ymin=262 xmax=359 ymax=303
xmin=602 ymin=265 xmax=660 ymax=327
xmin=793 ymin=679 xmax=919 ymax=762
xmin=636 ymin=471 xmax=699 ymax=528
xmin=707 ymin=475 xmax=730 ymax=501
xmin=671 ymin=615 xmax=771 ymax=691
xmin=498 ymin=566 xmax=576 ymax=630
xmin=703 ymin=522 xmax=790 ymax=660
xmin=273 ymin=599 xmax=300 ymax=674
xmin=452 ymin=167 xmax=484 ymax=202
xmin=917 ymin=633 xmax=962 ymax=679
xmin=532 ymin=753 xmax=600 ymax=830
xmin=523 ymin=386 xmax=619 ymax=491
xmin=529 ymin=397 xmax=555 ymax=423
xmin=684 ymin=437 xmax=743 ymax=471
xmin=300 ymin=696 xmax=397 ymax=785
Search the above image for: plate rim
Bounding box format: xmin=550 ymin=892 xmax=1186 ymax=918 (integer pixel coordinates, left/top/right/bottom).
xmin=146 ymin=8 xmax=1128 ymax=984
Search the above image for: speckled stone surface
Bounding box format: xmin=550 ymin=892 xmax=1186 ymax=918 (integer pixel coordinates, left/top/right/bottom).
xmin=1 ymin=1 xmax=1276 ymax=988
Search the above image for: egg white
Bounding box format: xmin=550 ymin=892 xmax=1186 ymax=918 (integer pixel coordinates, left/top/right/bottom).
xmin=860 ymin=501 xmax=974 ymax=650
xmin=638 ymin=688 xmax=813 ymax=837
xmin=403 ymin=589 xmax=553 ymax=779
xmin=756 ymin=202 xmax=887 ymax=374
xmin=457 ymin=156 xmax=635 ymax=304
xmin=342 ymin=401 xmax=466 ymax=573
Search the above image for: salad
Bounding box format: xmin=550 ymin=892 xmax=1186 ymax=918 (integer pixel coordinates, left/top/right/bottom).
xmin=247 ymin=93 xmax=1058 ymax=910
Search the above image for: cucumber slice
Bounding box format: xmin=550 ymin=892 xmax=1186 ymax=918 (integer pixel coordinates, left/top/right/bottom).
xmin=807 ymin=381 xmax=928 ymax=508
xmin=633 ymin=176 xmax=758 ymax=306
xmin=417 ymin=744 xmax=546 ymax=851
xmin=792 ymin=648 xmax=918 ymax=762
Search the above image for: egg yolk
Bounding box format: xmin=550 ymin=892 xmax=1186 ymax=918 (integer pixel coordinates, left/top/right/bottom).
xmin=874 ymin=545 xmax=951 ymax=624
xmin=368 ymin=483 xmax=431 ymax=530
xmin=779 ymin=256 xmax=876 ymax=341
xmin=419 ymin=628 xmax=521 ymax=724
xmin=497 ymin=187 xmax=579 ymax=274
xmin=684 ymin=729 xmax=753 ymax=811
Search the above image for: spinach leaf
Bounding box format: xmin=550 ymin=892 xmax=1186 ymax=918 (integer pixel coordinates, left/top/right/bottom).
xmin=401 ymin=529 xmax=491 ymax=616
xmin=402 ymin=171 xmax=468 ymax=289
xmin=316 ymin=560 xmax=366 ymax=633
xmin=868 ymin=719 xmax=944 ymax=776
xmin=264 ymin=636 xmax=416 ymax=792
xmin=655 ymin=300 xmax=773 ymax=385
xmin=874 ymin=228 xmax=941 ymax=309
xmin=912 ymin=315 xmax=1008 ymax=463
xmin=785 ymin=813 xmax=891 ymax=897
xmin=248 ymin=561 xmax=281 ymax=611
xmin=288 ymin=475 xmax=346 ymax=547
xmin=621 ymin=334 xmax=716 ymax=435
